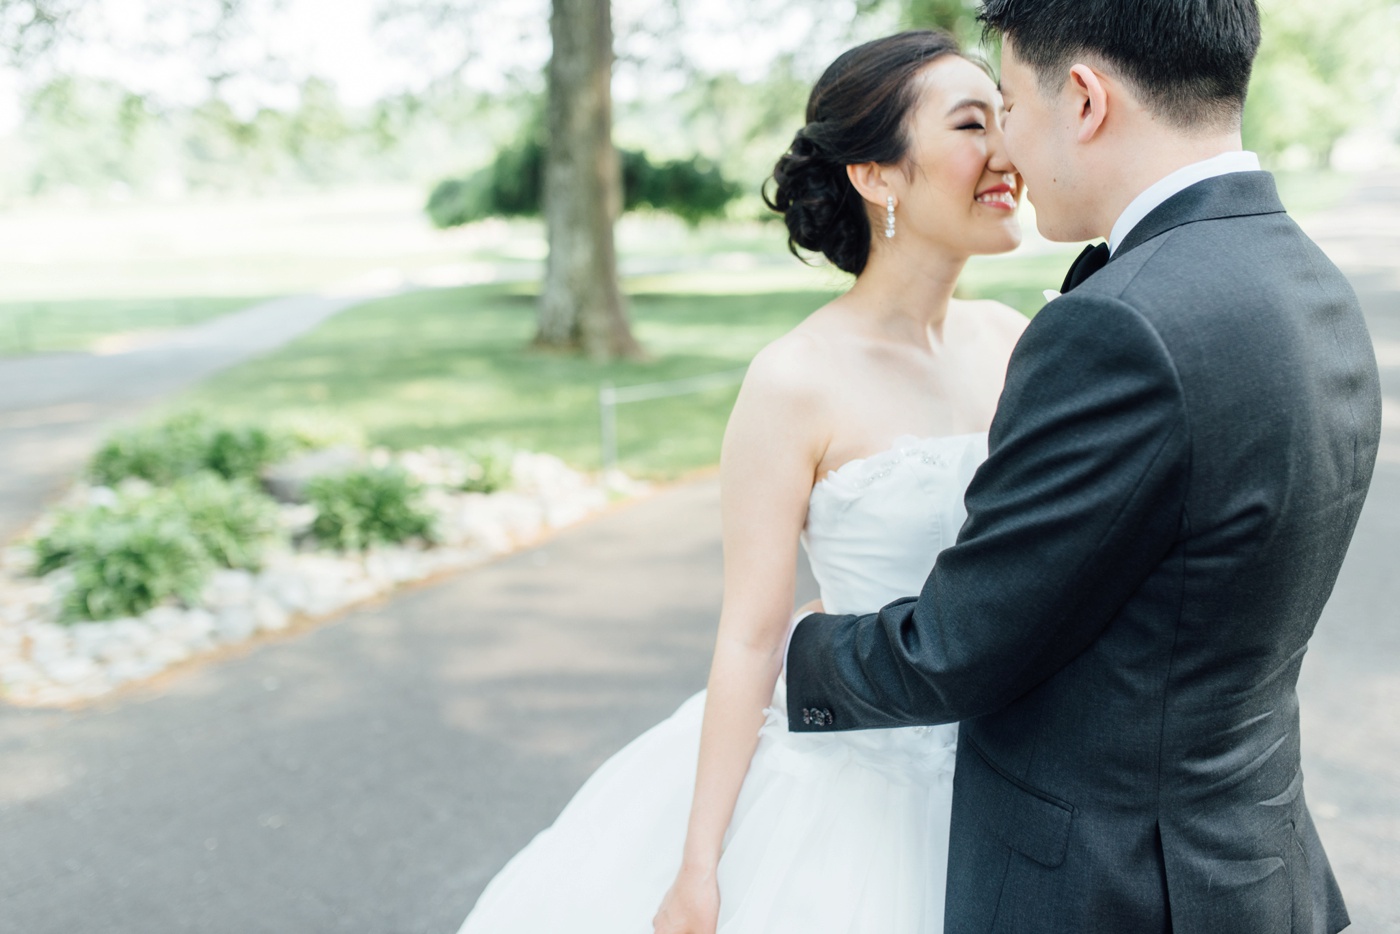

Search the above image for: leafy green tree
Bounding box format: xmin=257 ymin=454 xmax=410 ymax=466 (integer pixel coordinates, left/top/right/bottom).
xmin=897 ymin=0 xmax=980 ymax=43
xmin=535 ymin=0 xmax=640 ymax=359
xmin=380 ymin=0 xmax=641 ymax=359
xmin=20 ymin=77 xmax=166 ymax=196
xmin=1244 ymin=0 xmax=1399 ymax=165
xmin=0 ymin=0 xmax=75 ymax=63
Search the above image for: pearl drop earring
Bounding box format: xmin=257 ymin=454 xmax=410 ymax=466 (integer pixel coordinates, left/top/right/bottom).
xmin=885 ymin=196 xmax=896 ymax=239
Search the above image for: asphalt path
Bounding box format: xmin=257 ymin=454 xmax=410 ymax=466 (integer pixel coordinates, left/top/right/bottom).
xmin=0 ymin=478 xmax=781 ymax=933
xmin=1292 ymin=174 xmax=1400 ymax=931
xmin=0 ymin=179 xmax=1396 ymax=933
xmin=0 ymin=290 xmax=394 ymax=543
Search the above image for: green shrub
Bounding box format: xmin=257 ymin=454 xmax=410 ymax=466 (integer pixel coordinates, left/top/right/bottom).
xmin=622 ymin=153 xmax=740 ymax=225
xmin=305 ymin=467 xmax=435 ymax=551
xmin=425 ymin=175 xmax=492 ymax=231
xmin=171 ymin=472 xmax=279 ymax=571
xmin=65 ymin=513 xmax=210 ymax=622
xmin=35 ymin=501 xmax=212 ymax=622
xmin=426 ymin=137 xmax=737 ymax=229
xmin=459 ymin=442 xmax=514 ymax=494
xmin=32 ymin=475 xmax=282 ymax=622
xmin=31 ymin=504 xmax=103 ymax=578
xmin=89 ymin=412 xmax=297 ymax=487
xmin=90 ymin=411 xmax=211 ymax=487
xmin=204 ymin=426 xmax=283 ymax=482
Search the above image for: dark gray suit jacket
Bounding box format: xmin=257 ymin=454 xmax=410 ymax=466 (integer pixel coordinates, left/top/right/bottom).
xmin=785 ymin=172 xmax=1381 ymax=934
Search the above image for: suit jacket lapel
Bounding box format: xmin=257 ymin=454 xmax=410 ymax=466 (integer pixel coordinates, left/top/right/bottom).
xmin=1114 ymin=171 xmax=1287 ymax=259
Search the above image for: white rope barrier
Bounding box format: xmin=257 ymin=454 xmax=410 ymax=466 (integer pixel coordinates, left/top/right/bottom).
xmin=599 ymin=366 xmax=749 ymax=472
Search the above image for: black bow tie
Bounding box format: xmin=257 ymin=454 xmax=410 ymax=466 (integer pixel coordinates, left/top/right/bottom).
xmin=1061 ymin=242 xmax=1110 ymax=293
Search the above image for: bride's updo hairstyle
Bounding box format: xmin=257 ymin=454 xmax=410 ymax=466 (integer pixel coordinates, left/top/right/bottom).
xmin=766 ymin=30 xmax=962 ymax=276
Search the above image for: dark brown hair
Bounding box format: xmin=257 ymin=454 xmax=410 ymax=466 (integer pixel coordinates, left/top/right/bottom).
xmin=979 ymin=0 xmax=1260 ymax=129
xmin=765 ymin=30 xmax=963 ymax=276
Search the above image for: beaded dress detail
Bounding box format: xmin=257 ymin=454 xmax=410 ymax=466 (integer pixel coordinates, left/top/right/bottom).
xmin=458 ymin=432 xmax=990 ymax=934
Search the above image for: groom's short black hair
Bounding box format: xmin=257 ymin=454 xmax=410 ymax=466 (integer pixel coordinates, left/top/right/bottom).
xmin=978 ymin=0 xmax=1261 ymax=130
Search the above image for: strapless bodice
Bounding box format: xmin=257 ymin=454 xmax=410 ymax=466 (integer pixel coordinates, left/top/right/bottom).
xmin=802 ymin=433 xmax=989 ymax=615
xmin=760 ymin=432 xmax=988 ymax=778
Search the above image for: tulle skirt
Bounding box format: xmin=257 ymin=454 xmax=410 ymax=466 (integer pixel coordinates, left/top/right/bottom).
xmin=457 ymin=681 xmax=958 ymax=933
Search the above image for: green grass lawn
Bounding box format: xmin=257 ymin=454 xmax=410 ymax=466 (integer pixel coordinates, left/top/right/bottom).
xmin=184 ymin=283 xmax=832 ymax=477
xmin=180 ymin=251 xmax=1074 ymax=478
xmin=0 ymin=296 xmax=267 ymax=356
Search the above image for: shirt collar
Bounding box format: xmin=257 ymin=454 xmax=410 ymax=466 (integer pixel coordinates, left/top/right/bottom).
xmin=1108 ymin=151 xmax=1261 ymax=255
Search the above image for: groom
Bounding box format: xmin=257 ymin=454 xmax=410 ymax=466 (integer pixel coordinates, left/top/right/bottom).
xmin=785 ymin=1 xmax=1381 ymax=932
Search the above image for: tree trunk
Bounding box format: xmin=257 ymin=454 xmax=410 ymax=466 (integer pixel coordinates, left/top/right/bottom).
xmin=535 ymin=0 xmax=640 ymax=360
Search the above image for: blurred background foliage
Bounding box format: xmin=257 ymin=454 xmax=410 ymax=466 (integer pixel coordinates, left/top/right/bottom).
xmin=1 ymin=0 xmax=1393 ymax=210
xmin=0 ymin=0 xmax=1395 ymax=469
xmin=425 ymin=128 xmax=739 ymax=228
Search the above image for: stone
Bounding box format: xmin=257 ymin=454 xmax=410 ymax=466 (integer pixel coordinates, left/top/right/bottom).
xmin=0 ymin=661 xmax=41 ymax=689
xmin=256 ymin=567 xmax=312 ymax=614
xmin=253 ymin=598 xmax=290 ymax=633
xmin=42 ymin=656 xmax=99 ymax=686
xmin=214 ymin=607 xmax=257 ymax=643
xmin=68 ymin=623 xmax=115 ymax=660
xmin=145 ymin=638 xmax=193 ymax=668
xmin=365 ymin=548 xmax=427 ymax=587
xmin=144 ymin=606 xmax=187 ymax=634
xmin=96 ymin=641 xmax=138 ymax=666
xmin=261 ymin=445 xmax=364 ymax=503
xmin=0 ymin=625 xmax=23 ymax=651
xmin=202 ymin=569 xmax=255 ymax=609
xmin=182 ymin=609 xmax=216 ymax=639
xmin=399 ymin=447 xmax=470 ymax=488
xmin=27 ymin=622 xmax=71 ymax=655
xmin=276 ymin=504 xmax=317 ymax=538
xmin=109 ymin=618 xmax=156 ymax=648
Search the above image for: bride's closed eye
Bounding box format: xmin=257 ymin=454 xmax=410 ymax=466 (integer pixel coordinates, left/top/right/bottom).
xmin=957 ymin=122 xmax=986 ymax=131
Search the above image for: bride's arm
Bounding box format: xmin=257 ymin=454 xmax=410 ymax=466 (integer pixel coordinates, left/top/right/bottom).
xmin=653 ymin=343 xmax=826 ymax=934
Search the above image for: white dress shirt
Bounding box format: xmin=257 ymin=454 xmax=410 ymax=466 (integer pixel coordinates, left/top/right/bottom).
xmin=1108 ymin=150 xmax=1261 ymax=255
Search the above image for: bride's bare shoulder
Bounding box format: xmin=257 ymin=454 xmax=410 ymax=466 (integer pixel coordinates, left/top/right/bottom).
xmin=952 ymin=297 xmax=1030 ymax=349
xmin=740 ymin=304 xmax=845 ymax=406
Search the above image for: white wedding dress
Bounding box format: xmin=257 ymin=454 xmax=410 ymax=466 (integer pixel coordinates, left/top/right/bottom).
xmin=458 ymin=432 xmax=989 ymax=934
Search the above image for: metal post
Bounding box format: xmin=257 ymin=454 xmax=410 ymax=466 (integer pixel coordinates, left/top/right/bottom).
xmin=599 ymin=382 xmax=618 ymax=474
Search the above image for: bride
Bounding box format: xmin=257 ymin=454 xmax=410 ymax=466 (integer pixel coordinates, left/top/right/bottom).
xmin=458 ymin=29 xmax=1027 ymax=934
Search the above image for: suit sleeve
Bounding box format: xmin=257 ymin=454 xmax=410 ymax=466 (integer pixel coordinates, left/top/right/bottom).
xmin=786 ymin=294 xmax=1189 ymax=732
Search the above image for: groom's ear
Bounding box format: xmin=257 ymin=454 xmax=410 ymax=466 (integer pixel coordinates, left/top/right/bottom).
xmin=1068 ymin=63 xmax=1110 ymax=143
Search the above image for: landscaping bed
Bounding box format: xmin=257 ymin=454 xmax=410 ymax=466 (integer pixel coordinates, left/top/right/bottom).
xmin=0 ymin=413 xmax=639 ymax=707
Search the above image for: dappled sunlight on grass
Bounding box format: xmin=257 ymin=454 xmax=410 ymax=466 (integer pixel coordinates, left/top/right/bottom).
xmin=626 ymin=264 xmax=845 ymax=296
xmin=183 ymin=284 xmax=839 ymax=476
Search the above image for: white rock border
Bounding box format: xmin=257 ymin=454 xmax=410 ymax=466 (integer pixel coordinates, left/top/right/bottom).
xmin=0 ymin=449 xmax=645 ymax=708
